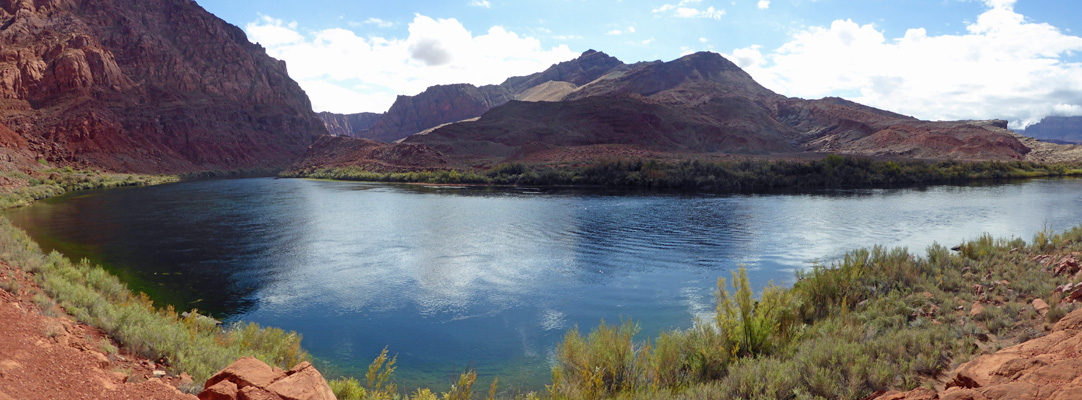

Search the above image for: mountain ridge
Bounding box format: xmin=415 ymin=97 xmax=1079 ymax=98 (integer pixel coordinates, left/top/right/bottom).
xmin=301 ymin=50 xmax=1053 ymax=173
xmin=323 ymin=49 xmax=630 ymax=142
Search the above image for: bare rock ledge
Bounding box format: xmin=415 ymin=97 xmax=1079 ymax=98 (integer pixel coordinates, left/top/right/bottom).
xmin=198 ymin=357 xmax=336 ymax=400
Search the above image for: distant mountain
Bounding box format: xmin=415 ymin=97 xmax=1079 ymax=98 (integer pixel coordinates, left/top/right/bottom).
xmin=1022 ymin=116 xmax=1082 ymax=144
xmin=352 ymin=50 xmax=629 ymax=142
xmin=318 ymin=112 xmax=380 ymax=137
xmin=0 ymin=0 xmax=327 ymax=172
xmin=293 ymin=51 xmax=1038 ymax=173
xmin=396 ymin=52 xmax=1028 ymax=165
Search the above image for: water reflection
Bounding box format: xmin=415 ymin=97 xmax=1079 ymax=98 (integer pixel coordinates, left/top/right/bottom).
xmin=7 ymin=177 xmax=1082 ymax=390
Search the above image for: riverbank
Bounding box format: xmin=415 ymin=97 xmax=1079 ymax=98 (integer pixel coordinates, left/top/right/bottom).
xmin=281 ymin=156 xmax=1082 ymax=191
xmin=0 ymin=254 xmax=196 ymax=399
xmin=0 ymin=169 xmax=314 ymax=397
xmin=539 ymin=230 xmax=1082 ymax=399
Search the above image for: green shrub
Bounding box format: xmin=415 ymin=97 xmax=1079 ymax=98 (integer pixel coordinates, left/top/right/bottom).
xmin=328 ymin=377 xmax=366 ymax=400
xmin=716 ymin=268 xmax=798 ymax=357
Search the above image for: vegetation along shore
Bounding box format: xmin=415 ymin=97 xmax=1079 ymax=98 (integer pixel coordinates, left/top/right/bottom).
xmin=281 ymin=156 xmax=1082 ymax=191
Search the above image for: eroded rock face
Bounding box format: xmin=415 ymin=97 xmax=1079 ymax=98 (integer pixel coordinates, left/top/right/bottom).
xmin=0 ymin=0 xmax=326 ymax=172
xmin=198 ymin=357 xmax=336 ymax=400
xmin=360 ymin=83 xmax=513 ymax=142
xmin=874 ymin=308 xmax=1082 ymax=400
xmin=1023 ymin=116 xmax=1082 ymax=144
xmin=318 ymin=112 xmax=380 ymax=137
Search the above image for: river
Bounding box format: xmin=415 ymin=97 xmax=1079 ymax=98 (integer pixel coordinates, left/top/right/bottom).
xmin=7 ymin=177 xmax=1082 ymax=390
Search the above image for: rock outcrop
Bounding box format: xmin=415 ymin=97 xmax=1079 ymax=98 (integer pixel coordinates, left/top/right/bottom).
xmin=0 ymin=0 xmax=326 ymax=172
xmin=873 ymin=308 xmax=1082 ymax=400
xmin=198 ymin=357 xmax=336 ymax=400
xmin=318 ymin=112 xmax=380 ymax=137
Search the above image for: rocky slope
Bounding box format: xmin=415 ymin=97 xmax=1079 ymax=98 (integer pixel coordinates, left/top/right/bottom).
xmin=0 ymin=260 xmax=196 ymax=400
xmin=318 ymin=111 xmax=379 ymax=137
xmin=873 ymin=307 xmax=1082 ymax=400
xmin=0 ymin=0 xmax=326 ymax=173
xmin=1022 ymin=116 xmax=1082 ymax=144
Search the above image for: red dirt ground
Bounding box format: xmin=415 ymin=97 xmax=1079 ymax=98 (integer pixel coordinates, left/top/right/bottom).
xmin=0 ymin=261 xmax=196 ymax=400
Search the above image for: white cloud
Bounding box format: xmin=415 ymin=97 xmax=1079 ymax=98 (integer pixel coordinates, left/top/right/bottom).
xmin=246 ymin=15 xmax=303 ymax=46
xmin=469 ymin=0 xmax=492 ymax=8
xmin=607 ymin=26 xmax=636 ymax=35
xmin=653 ymin=0 xmax=724 ymax=19
xmin=361 ymin=18 xmax=393 ymax=28
xmin=728 ymin=2 xmax=1082 ymax=128
xmin=246 ymin=15 xmax=577 ymax=113
xmin=757 ymin=0 xmax=770 ymax=10
xmin=1052 ymin=103 xmax=1082 ymax=116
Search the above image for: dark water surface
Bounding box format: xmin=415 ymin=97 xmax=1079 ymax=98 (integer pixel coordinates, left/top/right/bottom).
xmin=7 ymin=178 xmax=1082 ymax=389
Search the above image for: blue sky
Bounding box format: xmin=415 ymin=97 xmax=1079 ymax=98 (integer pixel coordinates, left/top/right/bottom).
xmin=195 ymin=0 xmax=1082 ymax=128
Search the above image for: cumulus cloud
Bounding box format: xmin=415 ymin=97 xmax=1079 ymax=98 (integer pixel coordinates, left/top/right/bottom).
xmin=653 ymin=0 xmax=725 ymax=20
xmin=728 ymin=1 xmax=1082 ymax=128
xmin=757 ymin=0 xmax=770 ymax=10
xmin=469 ymin=0 xmax=491 ymax=8
xmin=245 ymin=15 xmax=577 ymax=113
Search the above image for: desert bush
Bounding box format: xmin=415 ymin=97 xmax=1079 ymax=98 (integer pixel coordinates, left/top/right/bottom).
xmin=553 ymin=319 xmax=649 ymax=398
xmin=329 ymin=376 xmax=366 ymax=400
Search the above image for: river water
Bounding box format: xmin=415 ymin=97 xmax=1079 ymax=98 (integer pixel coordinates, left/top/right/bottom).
xmin=7 ymin=177 xmax=1082 ymax=389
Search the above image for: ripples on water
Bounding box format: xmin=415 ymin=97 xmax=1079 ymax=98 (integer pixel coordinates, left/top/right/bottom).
xmin=7 ymin=178 xmax=1082 ymax=389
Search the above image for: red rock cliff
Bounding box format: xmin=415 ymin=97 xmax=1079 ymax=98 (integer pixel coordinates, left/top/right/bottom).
xmin=0 ymin=0 xmax=327 ymax=172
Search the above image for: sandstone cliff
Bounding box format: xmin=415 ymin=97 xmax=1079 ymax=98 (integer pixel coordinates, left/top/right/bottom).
xmin=1022 ymin=116 xmax=1082 ymax=144
xmin=360 ymin=83 xmax=514 ymax=142
xmin=318 ymin=111 xmax=379 ymax=137
xmin=0 ymin=0 xmax=326 ymax=172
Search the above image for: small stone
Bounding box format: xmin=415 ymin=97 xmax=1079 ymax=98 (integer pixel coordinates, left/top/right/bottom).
xmin=153 ymin=369 xmax=167 ymax=378
xmin=971 ymin=302 xmax=985 ymax=317
xmin=90 ymin=352 xmax=109 ymax=369
xmin=1034 ymin=298 xmax=1051 ymax=316
xmin=110 ymin=371 xmax=128 ymax=383
xmin=179 ymin=372 xmax=195 ymax=389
